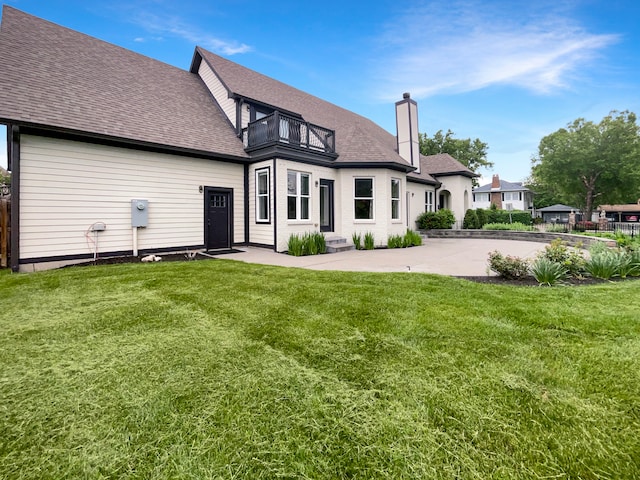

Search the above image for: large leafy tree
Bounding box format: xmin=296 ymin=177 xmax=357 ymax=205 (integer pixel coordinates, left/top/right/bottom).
xmin=419 ymin=129 xmax=492 ymax=182
xmin=531 ymin=111 xmax=640 ymax=219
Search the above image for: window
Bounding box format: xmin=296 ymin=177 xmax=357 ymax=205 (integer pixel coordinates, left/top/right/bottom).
xmin=354 ymin=178 xmax=374 ymax=220
xmin=256 ymin=168 xmax=270 ymax=223
xmin=391 ymin=178 xmax=400 ymax=220
xmin=474 ymin=192 xmax=489 ymax=203
xmin=501 ymin=192 xmax=522 ymax=202
xmin=287 ymin=171 xmax=310 ymax=220
xmin=425 ymin=191 xmax=434 ymax=212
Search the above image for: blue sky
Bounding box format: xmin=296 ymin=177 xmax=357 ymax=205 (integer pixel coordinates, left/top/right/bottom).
xmin=1 ymin=0 xmax=639 ymax=185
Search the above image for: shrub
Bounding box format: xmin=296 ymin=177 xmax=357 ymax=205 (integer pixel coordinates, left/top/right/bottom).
xmin=482 ymin=222 xmax=535 ymax=231
xmin=483 ymin=207 xmax=532 ymax=225
xmin=364 ymin=232 xmax=375 ymax=250
xmin=530 ymin=257 xmax=568 ymax=286
xmin=487 ymin=251 xmax=530 ymax=280
xmin=416 ymin=209 xmax=455 ymax=230
xmin=352 ymin=232 xmax=362 ymax=250
xmin=463 ymin=209 xmax=479 ymax=229
xmin=545 ymin=224 xmax=568 ymax=233
xmin=615 ymin=231 xmax=634 ymax=250
xmin=539 ymin=238 xmax=585 ymax=277
xmin=487 ymin=203 xmax=500 ymax=223
xmin=475 ymin=208 xmax=487 ymax=228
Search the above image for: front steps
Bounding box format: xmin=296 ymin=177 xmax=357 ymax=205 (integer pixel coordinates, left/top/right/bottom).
xmin=325 ymin=236 xmax=354 ymax=253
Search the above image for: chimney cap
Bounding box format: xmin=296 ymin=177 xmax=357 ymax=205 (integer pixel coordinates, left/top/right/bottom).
xmin=403 ymin=92 xmax=410 ymax=99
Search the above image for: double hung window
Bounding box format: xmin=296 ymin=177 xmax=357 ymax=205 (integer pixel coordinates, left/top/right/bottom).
xmin=256 ymin=168 xmax=270 ymax=223
xmin=391 ymin=179 xmax=400 ymax=220
xmin=287 ymin=171 xmax=310 ymax=220
xmin=354 ymin=178 xmax=374 ymax=220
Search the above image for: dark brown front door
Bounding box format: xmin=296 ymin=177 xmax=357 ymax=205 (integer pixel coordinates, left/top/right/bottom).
xmin=205 ymin=188 xmax=232 ymax=250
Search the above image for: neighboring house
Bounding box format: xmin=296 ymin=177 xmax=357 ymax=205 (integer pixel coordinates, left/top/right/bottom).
xmin=0 ymin=7 xmax=475 ymax=272
xmin=472 ymin=174 xmax=533 ymax=212
xmin=536 ymin=204 xmax=581 ymax=223
xmin=597 ymin=200 xmax=640 ymax=223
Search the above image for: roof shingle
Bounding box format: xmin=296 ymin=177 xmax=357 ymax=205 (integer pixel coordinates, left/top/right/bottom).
xmin=196 ymin=47 xmax=410 ymax=166
xmin=0 ymin=6 xmax=248 ymax=159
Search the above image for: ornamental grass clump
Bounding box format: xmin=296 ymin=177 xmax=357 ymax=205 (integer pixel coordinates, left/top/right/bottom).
xmin=530 ymin=257 xmax=568 ymax=286
xmin=352 ymin=232 xmax=362 ymax=250
xmin=364 ymin=232 xmax=375 ymax=250
xmin=387 ymin=234 xmax=403 ymax=249
xmin=287 ymin=232 xmax=326 ymax=256
xmin=585 ymin=249 xmax=619 ymax=280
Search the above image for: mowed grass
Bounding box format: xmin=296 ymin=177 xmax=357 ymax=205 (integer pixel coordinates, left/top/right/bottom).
xmin=0 ymin=260 xmax=639 ymax=479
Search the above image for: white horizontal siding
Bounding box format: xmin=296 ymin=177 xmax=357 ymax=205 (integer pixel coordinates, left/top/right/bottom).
xmin=248 ymin=161 xmax=274 ymax=246
xmin=198 ymin=61 xmax=236 ymax=127
xmin=20 ymin=136 xmax=244 ymax=260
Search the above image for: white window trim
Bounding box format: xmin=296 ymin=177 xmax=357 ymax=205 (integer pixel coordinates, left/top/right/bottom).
xmin=354 ymin=177 xmax=375 ymax=222
xmin=425 ymin=191 xmax=434 ymax=212
xmin=287 ymin=170 xmax=311 ymax=222
xmin=255 ymin=168 xmax=270 ymax=223
xmin=391 ymin=178 xmax=401 ymax=221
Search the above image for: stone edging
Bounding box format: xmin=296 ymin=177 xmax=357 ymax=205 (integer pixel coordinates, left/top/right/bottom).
xmin=422 ymin=229 xmax=617 ymax=248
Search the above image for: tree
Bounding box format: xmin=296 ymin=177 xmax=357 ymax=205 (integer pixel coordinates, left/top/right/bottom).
xmin=419 ymin=129 xmax=492 ymax=182
xmin=531 ymin=111 xmax=640 ymax=220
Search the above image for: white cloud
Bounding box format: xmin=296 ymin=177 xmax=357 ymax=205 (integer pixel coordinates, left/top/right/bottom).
xmin=132 ymin=12 xmax=251 ymax=55
xmin=373 ymin=1 xmax=619 ymax=100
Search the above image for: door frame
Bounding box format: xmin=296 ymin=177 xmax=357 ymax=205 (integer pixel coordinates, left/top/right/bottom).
xmin=204 ymin=186 xmax=233 ymax=250
xmin=319 ymin=179 xmax=334 ymax=233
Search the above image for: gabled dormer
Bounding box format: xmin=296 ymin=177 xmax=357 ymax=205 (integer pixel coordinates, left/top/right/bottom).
xmin=190 ymin=48 xmax=336 ymax=161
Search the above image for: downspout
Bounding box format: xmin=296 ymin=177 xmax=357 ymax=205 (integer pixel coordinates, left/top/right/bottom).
xmin=272 ymin=158 xmax=277 ymax=251
xmin=8 ymin=124 xmax=20 ymax=272
xmin=236 ymin=98 xmax=244 ymax=136
xmin=244 ymin=163 xmax=249 ymax=244
xmin=434 ymin=179 xmax=441 ymax=210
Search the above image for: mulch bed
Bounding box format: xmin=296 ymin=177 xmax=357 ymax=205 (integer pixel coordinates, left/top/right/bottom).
xmin=73 ymin=252 xmax=639 ymax=287
xmin=456 ymin=275 xmax=640 ymax=287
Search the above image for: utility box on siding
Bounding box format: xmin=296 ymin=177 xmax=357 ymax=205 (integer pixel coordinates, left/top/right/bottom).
xmin=131 ymin=199 xmax=149 ymax=227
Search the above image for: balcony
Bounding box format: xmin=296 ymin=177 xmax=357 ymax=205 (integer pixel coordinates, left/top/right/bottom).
xmin=242 ymin=111 xmax=336 ymax=155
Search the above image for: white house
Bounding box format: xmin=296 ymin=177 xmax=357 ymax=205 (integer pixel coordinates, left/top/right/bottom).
xmin=473 ymin=174 xmax=533 ymax=212
xmin=0 ymin=6 xmax=475 ymax=272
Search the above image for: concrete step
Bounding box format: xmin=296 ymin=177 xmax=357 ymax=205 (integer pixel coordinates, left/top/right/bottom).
xmin=326 ymin=243 xmax=355 ymax=253
xmin=325 ymin=236 xmax=347 ymax=245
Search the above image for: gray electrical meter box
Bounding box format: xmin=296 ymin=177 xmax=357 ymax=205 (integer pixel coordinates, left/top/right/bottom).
xmin=131 ymin=199 xmax=149 ymax=227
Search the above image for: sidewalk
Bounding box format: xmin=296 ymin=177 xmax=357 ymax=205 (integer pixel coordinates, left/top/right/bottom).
xmin=219 ymin=238 xmax=548 ymax=276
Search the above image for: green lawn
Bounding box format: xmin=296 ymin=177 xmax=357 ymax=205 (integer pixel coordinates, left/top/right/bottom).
xmin=1 ymin=260 xmax=639 ymax=479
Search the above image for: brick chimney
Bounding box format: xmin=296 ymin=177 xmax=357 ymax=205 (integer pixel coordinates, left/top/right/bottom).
xmin=490 ymin=174 xmax=502 ymax=209
xmin=395 ymin=92 xmax=420 ymax=173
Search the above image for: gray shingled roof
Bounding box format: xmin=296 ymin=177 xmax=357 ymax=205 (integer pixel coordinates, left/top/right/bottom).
xmin=0 ymin=6 xmax=478 ymax=177
xmin=537 ymin=204 xmax=579 ymax=212
xmin=196 ymin=47 xmax=411 ymax=167
xmin=0 ymin=6 xmax=248 ymax=159
xmin=474 ymin=179 xmax=530 ymax=192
